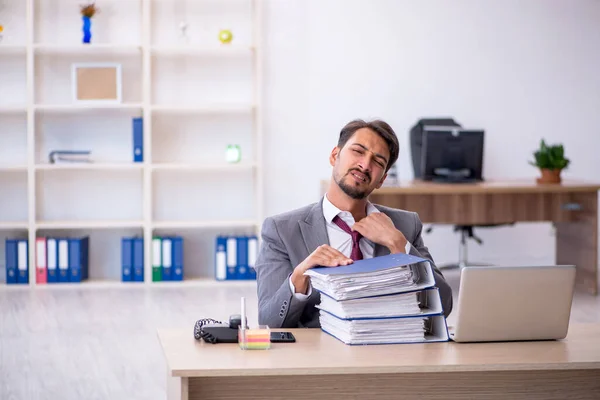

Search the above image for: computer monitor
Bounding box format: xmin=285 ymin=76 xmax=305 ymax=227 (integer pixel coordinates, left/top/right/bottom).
xmin=421 ymin=126 xmax=484 ymax=183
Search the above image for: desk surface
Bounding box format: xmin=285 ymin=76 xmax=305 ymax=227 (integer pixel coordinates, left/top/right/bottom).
xmin=158 ymin=323 xmax=600 ymax=378
xmin=371 ymin=179 xmax=600 ymax=195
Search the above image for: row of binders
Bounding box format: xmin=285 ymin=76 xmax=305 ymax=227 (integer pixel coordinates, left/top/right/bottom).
xmin=121 ymin=236 xmax=184 ymax=282
xmin=305 ymin=253 xmax=449 ymax=345
xmin=215 ymin=235 xmax=258 ymax=280
xmin=5 ymin=237 xmax=89 ymax=284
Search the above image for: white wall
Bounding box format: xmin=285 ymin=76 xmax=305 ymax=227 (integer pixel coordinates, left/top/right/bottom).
xmin=262 ymin=0 xmax=600 ymax=265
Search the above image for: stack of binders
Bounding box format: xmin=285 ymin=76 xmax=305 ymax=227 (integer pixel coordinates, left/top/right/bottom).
xmin=214 ymin=235 xmax=258 ymax=280
xmin=32 ymin=237 xmax=89 ymax=284
xmin=305 ymin=253 xmax=449 ymax=345
xmin=5 ymin=238 xmax=29 ymax=284
xmin=122 ymin=236 xmax=184 ymax=282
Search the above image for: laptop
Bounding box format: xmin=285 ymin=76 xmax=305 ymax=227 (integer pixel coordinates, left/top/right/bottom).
xmin=450 ymin=265 xmax=576 ymax=343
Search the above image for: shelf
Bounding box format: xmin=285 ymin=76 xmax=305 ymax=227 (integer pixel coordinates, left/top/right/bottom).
xmin=36 ymin=163 xmax=144 ymax=171
xmin=151 ymin=104 xmax=254 ymax=114
xmin=153 ymin=220 xmax=258 ymax=229
xmin=0 ymin=105 xmax=27 ymax=114
xmin=0 ymin=45 xmax=26 ymax=55
xmin=150 ymin=278 xmax=257 ymax=287
xmin=0 ymin=278 xmax=257 ymax=289
xmin=35 ymin=104 xmax=144 ymax=113
xmin=34 ymin=43 xmax=142 ymax=55
xmin=0 ymin=221 xmax=29 ymax=230
xmin=150 ymin=44 xmax=254 ymax=56
xmin=36 ymin=220 xmax=145 ymax=229
xmin=152 ymin=163 xmax=256 ymax=172
xmin=0 ymin=165 xmax=27 ymax=172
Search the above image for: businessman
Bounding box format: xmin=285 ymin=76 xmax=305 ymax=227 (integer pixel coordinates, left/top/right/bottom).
xmin=255 ymin=119 xmax=453 ymax=328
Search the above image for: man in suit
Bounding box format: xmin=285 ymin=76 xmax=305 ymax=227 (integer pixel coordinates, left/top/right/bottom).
xmin=256 ymin=119 xmax=453 ymax=328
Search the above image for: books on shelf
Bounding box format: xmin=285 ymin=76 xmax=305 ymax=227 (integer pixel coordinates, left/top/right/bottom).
xmin=214 ymin=235 xmax=257 ymax=281
xmin=5 ymin=238 xmax=28 ymax=285
xmin=305 ymin=253 xmax=449 ymax=345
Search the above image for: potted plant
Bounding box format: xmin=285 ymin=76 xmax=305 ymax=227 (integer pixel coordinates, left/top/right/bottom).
xmin=529 ymin=139 xmax=570 ymax=184
xmin=80 ymin=2 xmax=99 ymax=44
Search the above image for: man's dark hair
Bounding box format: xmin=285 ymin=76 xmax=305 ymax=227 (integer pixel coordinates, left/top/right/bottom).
xmin=337 ymin=119 xmax=399 ymax=172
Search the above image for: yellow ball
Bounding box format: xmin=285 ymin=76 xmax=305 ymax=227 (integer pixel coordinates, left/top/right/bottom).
xmin=218 ymin=29 xmax=233 ymax=44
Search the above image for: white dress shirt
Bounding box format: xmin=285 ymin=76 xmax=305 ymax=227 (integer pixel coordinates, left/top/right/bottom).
xmin=289 ymin=194 xmax=412 ymax=299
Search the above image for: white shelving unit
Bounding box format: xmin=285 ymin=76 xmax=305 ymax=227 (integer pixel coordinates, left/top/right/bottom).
xmin=0 ymin=0 xmax=263 ymax=286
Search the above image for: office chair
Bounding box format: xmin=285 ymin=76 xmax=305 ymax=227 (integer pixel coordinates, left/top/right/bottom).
xmin=410 ymin=117 xmax=507 ymax=269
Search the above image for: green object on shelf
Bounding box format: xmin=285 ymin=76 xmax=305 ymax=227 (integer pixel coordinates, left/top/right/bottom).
xmin=226 ymin=144 xmax=241 ymax=163
xmin=152 ymin=236 xmax=162 ymax=282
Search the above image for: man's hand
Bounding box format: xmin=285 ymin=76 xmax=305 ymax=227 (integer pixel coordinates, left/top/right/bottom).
xmin=290 ymin=245 xmax=352 ymax=294
xmin=352 ymin=213 xmax=408 ymax=254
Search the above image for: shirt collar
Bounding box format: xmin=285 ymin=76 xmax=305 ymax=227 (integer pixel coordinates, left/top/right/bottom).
xmin=322 ymin=193 xmax=379 ymax=223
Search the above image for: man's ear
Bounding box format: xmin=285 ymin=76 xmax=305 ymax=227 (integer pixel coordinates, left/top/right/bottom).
xmin=329 ymin=147 xmax=340 ymax=167
xmin=375 ymin=172 xmax=388 ymax=189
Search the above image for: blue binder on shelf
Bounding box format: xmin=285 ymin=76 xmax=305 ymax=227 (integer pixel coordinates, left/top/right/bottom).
xmin=57 ymin=239 xmax=70 ymax=283
xmin=46 ymin=238 xmax=58 ymax=283
xmin=226 ymin=236 xmax=237 ymax=280
xmin=161 ymin=237 xmax=172 ymax=281
xmin=132 ymin=238 xmax=144 ymax=282
xmin=171 ymin=236 xmax=183 ymax=281
xmin=215 ymin=236 xmax=227 ymax=281
xmin=236 ymin=236 xmax=248 ymax=280
xmin=247 ymin=235 xmax=258 ymax=280
xmin=121 ymin=237 xmax=133 ymax=282
xmin=5 ymin=239 xmax=18 ymax=284
xmin=69 ymin=237 xmax=89 ymax=283
xmin=17 ymin=239 xmax=29 ymax=284
xmin=132 ymin=117 xmax=143 ymax=162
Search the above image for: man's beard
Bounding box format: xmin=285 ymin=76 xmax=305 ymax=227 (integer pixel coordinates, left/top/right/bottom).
xmin=335 ymin=170 xmax=371 ymax=200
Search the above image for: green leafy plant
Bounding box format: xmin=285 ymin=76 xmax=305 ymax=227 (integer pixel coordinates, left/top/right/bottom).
xmin=529 ymin=139 xmax=570 ymax=170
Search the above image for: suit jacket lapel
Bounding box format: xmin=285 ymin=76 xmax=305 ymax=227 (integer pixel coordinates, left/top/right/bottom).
xmin=374 ymin=205 xmax=393 ymax=257
xmin=299 ymin=199 xmax=330 ymax=256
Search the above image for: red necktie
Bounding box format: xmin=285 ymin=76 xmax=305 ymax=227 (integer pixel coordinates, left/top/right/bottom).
xmin=332 ymin=215 xmax=363 ymax=261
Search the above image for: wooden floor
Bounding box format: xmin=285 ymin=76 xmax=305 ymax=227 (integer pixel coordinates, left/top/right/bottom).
xmin=1 ymin=269 xmax=599 ymax=400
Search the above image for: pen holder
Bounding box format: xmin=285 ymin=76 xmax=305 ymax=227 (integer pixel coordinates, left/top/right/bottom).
xmin=238 ymin=325 xmax=270 ymax=350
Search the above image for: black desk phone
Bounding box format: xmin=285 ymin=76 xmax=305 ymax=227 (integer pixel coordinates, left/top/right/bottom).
xmin=193 ymin=315 xmax=296 ymax=344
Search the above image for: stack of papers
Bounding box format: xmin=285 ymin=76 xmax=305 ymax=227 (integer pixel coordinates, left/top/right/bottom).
xmin=305 ymin=253 xmax=449 ymax=345
xmin=317 ymin=291 xmax=422 ymax=319
xmin=319 ymin=312 xmax=426 ymax=345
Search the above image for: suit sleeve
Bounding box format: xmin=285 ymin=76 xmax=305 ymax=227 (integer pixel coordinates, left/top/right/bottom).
xmin=408 ymin=212 xmax=454 ymax=317
xmin=255 ymin=217 xmax=310 ymax=328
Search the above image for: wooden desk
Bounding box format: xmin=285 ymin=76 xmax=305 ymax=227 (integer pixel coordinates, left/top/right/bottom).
xmin=363 ymin=180 xmax=600 ymax=295
xmin=159 ymin=324 xmax=600 ymax=400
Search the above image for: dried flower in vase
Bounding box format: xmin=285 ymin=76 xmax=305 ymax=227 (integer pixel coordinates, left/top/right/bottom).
xmin=80 ymin=2 xmax=99 ymax=18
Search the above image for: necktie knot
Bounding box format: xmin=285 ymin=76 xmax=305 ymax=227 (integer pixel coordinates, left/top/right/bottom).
xmin=332 ymin=215 xmax=363 ymax=261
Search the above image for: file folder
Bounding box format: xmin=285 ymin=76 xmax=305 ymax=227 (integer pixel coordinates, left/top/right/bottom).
xmin=121 ymin=237 xmax=133 ymax=282
xmin=132 ymin=238 xmax=144 ymax=282
xmin=316 ymin=288 xmax=444 ymax=320
xmin=46 ymin=238 xmax=58 ymax=283
xmin=171 ymin=236 xmax=183 ymax=281
xmin=236 ymin=236 xmax=248 ymax=279
xmin=215 ymin=236 xmax=227 ymax=281
xmin=57 ymin=239 xmax=69 ymax=283
xmin=36 ymin=237 xmax=47 ymax=284
xmin=226 ymin=236 xmax=237 ymax=280
xmin=69 ymin=237 xmax=89 ymax=283
xmin=320 ymin=313 xmax=449 ymax=345
xmin=247 ymin=236 xmax=258 ymax=280
xmin=306 ymin=253 xmax=436 ymax=301
xmin=152 ymin=237 xmax=162 ymax=282
xmin=132 ymin=117 xmax=143 ymax=162
xmin=5 ymin=239 xmax=18 ymax=284
xmin=17 ymin=239 xmax=28 ymax=284
xmin=161 ymin=237 xmax=172 ymax=281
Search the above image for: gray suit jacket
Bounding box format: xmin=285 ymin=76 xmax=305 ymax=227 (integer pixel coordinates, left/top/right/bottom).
xmin=255 ymin=199 xmax=453 ymax=328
